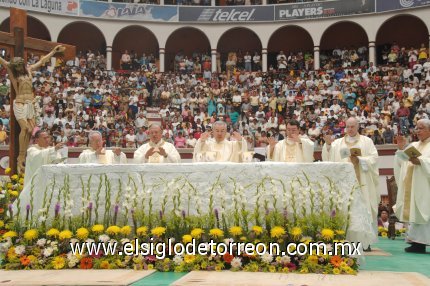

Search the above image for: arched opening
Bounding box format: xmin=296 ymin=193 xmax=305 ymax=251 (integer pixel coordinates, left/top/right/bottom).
xmin=268 ymin=25 xmax=314 ymax=71
xmin=376 ymin=14 xmax=428 ymax=65
xmin=320 ymin=21 xmax=369 ymax=68
xmin=112 ymin=26 xmax=159 ymax=71
xmin=165 ymin=27 xmax=211 ymax=73
xmin=58 ymin=22 xmax=106 ymax=59
xmin=217 ymin=27 xmax=262 ymax=72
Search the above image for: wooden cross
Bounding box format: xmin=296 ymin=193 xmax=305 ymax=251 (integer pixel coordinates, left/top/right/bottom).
xmin=0 ymin=8 xmax=76 ymax=175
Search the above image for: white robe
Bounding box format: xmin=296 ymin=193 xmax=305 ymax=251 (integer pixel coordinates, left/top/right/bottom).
xmin=322 ymin=135 xmax=380 ymax=222
xmin=134 ymin=140 xmax=180 ymax=163
xmin=24 ymin=145 xmax=62 ymax=187
xmin=267 ymin=137 xmax=315 ymax=162
xmin=394 ymin=138 xmax=430 ymax=244
xmin=79 ymin=149 xmax=127 ymax=164
xmin=193 ymin=138 xmax=247 ymax=162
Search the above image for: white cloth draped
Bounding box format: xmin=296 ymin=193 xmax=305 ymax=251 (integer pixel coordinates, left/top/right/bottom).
xmin=394 ymin=138 xmax=430 ymax=244
xmin=193 ymin=138 xmax=247 ymax=162
xmin=134 ymin=140 xmax=180 ymax=163
xmin=79 ymin=149 xmax=127 ymax=164
xmin=15 ymin=162 xmax=376 ymax=249
xmin=24 ymin=145 xmax=61 ymax=187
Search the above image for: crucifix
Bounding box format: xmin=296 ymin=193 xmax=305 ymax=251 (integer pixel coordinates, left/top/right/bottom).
xmin=0 ymin=8 xmax=76 ymax=175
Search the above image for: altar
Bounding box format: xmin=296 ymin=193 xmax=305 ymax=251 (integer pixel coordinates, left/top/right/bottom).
xmin=17 ymin=162 xmax=377 ymax=248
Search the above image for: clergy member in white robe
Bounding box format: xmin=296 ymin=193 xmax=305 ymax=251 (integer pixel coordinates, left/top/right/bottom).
xmin=24 ymin=130 xmax=63 ymax=187
xmin=193 ymin=121 xmax=247 ymax=162
xmin=79 ymin=131 xmax=127 ymax=164
xmin=267 ymin=120 xmax=314 ymax=162
xmin=394 ymin=119 xmax=430 ymax=253
xmin=134 ymin=124 xmax=180 ymax=163
xmin=322 ymin=117 xmax=379 ymax=250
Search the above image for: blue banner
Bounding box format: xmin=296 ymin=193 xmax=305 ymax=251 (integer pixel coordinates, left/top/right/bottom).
xmin=80 ymin=0 xmax=178 ymax=22
xmin=376 ymin=0 xmax=430 ymax=12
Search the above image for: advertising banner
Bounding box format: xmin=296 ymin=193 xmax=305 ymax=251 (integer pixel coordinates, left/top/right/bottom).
xmin=275 ymin=0 xmax=375 ymax=21
xmin=0 ymin=0 xmax=79 ymax=16
xmin=376 ymin=0 xmax=430 ymax=12
xmin=80 ymin=0 xmax=178 ymax=22
xmin=179 ymin=6 xmax=273 ymax=22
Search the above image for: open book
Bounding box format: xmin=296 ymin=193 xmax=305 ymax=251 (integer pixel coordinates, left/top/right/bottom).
xmin=404 ymin=146 xmax=422 ymax=158
xmin=350 ymin=148 xmax=362 ymax=157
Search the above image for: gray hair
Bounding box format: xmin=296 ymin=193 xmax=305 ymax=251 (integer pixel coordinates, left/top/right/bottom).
xmin=213 ymin=121 xmax=227 ymax=129
xmin=148 ymin=123 xmax=162 ymax=131
xmin=418 ymin=119 xmax=430 ymax=129
xmin=88 ymin=131 xmax=102 ymax=142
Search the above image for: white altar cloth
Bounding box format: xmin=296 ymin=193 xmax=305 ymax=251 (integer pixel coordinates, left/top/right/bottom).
xmin=17 ymin=162 xmax=376 ymax=248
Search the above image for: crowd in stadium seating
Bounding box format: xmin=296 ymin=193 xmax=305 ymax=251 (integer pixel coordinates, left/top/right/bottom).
xmin=0 ymin=43 xmax=429 ymax=151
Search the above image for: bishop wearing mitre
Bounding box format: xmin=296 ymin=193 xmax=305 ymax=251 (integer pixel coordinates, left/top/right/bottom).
xmin=266 ymin=120 xmax=314 ymax=162
xmin=134 ymin=124 xmax=181 ymax=163
xmin=193 ymin=121 xmax=247 ymax=162
xmin=394 ymin=119 xmax=430 ymax=253
xmin=79 ymin=131 xmax=127 ymax=164
xmin=322 ymin=117 xmax=379 ymax=250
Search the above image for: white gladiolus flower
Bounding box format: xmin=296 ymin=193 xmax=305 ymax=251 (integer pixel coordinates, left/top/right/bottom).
xmin=36 ymin=238 xmax=47 ymax=247
xmin=43 ymin=247 xmax=54 ymax=257
xmin=261 ymin=253 xmax=273 ymax=264
xmin=173 ymin=255 xmax=183 ymax=265
xmin=38 ymin=216 xmax=47 ymax=223
xmin=280 ymin=255 xmax=291 ymax=264
xmin=14 ymin=245 xmax=26 ymax=256
xmin=98 ymin=235 xmax=110 ymax=243
xmin=231 ymin=257 xmax=242 ymax=269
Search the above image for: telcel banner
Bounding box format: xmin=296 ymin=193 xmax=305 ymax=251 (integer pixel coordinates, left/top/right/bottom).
xmin=0 ymin=0 xmax=79 ymax=16
xmin=275 ymin=0 xmax=375 ymax=20
xmin=179 ymin=6 xmax=273 ymax=22
xmin=376 ymin=0 xmax=430 ymax=12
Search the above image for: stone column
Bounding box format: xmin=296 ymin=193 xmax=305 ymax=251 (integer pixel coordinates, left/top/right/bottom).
xmin=369 ymin=41 xmax=376 ymax=66
xmin=314 ymin=46 xmax=320 ymax=70
xmin=262 ymin=48 xmax=267 ymax=72
xmin=211 ymin=49 xmax=217 ymax=73
xmin=159 ymin=48 xmax=165 ymax=73
xmin=106 ymin=46 xmax=112 ymax=71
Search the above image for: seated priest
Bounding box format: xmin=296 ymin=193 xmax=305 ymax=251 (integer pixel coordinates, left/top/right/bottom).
xmin=193 ymin=121 xmax=247 ymax=162
xmin=134 ymin=123 xmax=181 ymax=163
xmin=266 ymin=119 xmax=314 ymax=162
xmin=79 ymin=131 xmax=127 ymax=164
xmin=24 ymin=130 xmax=64 ymax=186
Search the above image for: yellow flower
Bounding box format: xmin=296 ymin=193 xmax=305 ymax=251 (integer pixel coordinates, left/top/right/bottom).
xmin=106 ymin=226 xmax=121 ymax=235
xmin=11 ymin=175 xmax=18 ymax=181
xmin=148 ymin=264 xmax=154 ymax=270
xmin=100 ymin=260 xmax=110 ymax=269
xmin=270 ymin=226 xmax=286 ymax=238
xmin=0 ymin=220 xmax=4 ymax=228
xmin=59 ymin=230 xmax=73 ymax=240
xmin=307 ymin=255 xmax=318 ymax=264
xmin=76 ymin=228 xmax=89 ymax=240
xmin=190 ymin=228 xmax=204 ymax=239
xmin=336 ymin=230 xmax=345 ymax=236
xmin=19 ymin=178 xmax=24 ymax=185
xmin=184 ymin=254 xmax=196 ymax=264
xmin=333 ymin=267 xmax=341 ymax=275
xmin=46 ymin=228 xmax=60 ymax=238
xmin=151 ymin=227 xmax=166 ymax=237
xmin=52 ymin=256 xmax=65 ymax=269
xmin=209 ymin=228 xmax=224 ymax=238
xmin=91 ymin=225 xmax=104 ymax=233
xmin=136 ymin=226 xmax=148 ymax=236
xmin=27 ymin=255 xmax=37 ymax=263
xmin=291 ymin=227 xmax=302 ymax=239
xmin=269 ymin=265 xmax=276 ymax=272
xmin=5 ymin=167 xmax=11 ymax=174
xmin=229 ymin=226 xmax=243 ymax=236
xmin=182 ymin=234 xmax=193 ymax=244
xmin=321 ymin=228 xmax=335 ymax=241
xmin=24 ymin=229 xmax=38 ymax=241
xmin=252 ymin=226 xmax=263 ymax=235
xmin=381 ymin=231 xmax=388 ymax=238
xmin=3 ymin=231 xmax=18 ymax=239
xmin=9 ymin=190 xmax=19 ymax=197
xmin=121 ymin=226 xmax=132 ymax=236
xmin=7 ymin=247 xmax=17 ymax=259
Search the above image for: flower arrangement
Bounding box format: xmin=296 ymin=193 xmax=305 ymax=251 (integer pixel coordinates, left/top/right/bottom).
xmin=0 ymin=170 xmax=24 ymax=237
xmin=378 ymin=226 xmax=406 ymax=238
xmin=0 ymin=174 xmax=359 ymax=274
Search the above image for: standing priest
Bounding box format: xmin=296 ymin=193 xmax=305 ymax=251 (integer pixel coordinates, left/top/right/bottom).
xmin=395 ymin=119 xmax=430 ymax=253
xmin=79 ymin=131 xmax=127 ymax=164
xmin=193 ymin=121 xmax=247 ymax=162
xmin=322 ymin=117 xmax=379 ymax=250
xmin=266 ymin=119 xmax=314 ymax=162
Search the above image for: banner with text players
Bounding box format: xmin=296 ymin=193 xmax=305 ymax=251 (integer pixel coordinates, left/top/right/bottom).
xmin=275 ymin=0 xmax=375 ymax=21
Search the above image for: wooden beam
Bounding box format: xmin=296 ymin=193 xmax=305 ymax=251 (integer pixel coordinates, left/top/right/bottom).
xmin=0 ymin=31 xmax=15 ymax=46
xmin=25 ymin=38 xmax=76 ymax=60
xmin=10 ymin=8 xmax=27 ymax=36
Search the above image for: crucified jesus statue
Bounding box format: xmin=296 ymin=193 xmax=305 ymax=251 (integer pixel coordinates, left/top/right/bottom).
xmin=0 ymin=45 xmax=65 ymax=173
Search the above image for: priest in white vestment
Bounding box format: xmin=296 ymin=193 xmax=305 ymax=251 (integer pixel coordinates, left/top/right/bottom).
xmin=322 ymin=117 xmax=379 ymax=250
xmin=394 ymin=119 xmax=430 ymax=253
xmin=193 ymin=121 xmax=247 ymax=162
xmin=24 ymin=130 xmax=63 ymax=187
xmin=79 ymin=131 xmax=127 ymax=164
xmin=267 ymin=120 xmax=314 ymax=162
xmin=134 ymin=124 xmax=181 ymax=163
